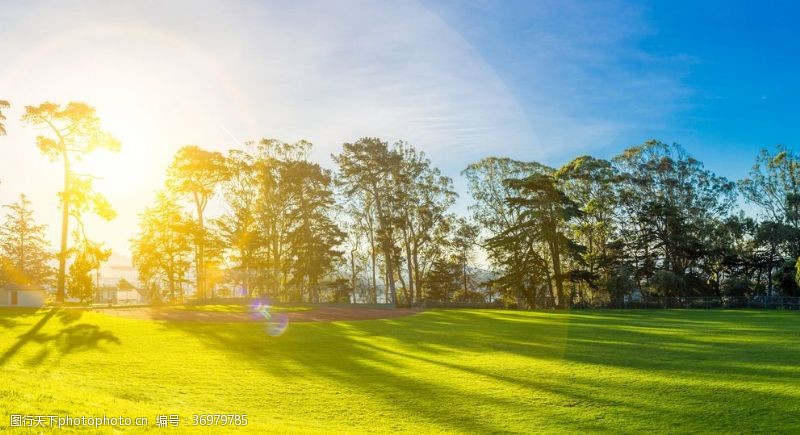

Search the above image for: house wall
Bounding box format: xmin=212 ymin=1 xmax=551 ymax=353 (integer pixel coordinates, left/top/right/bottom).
xmin=0 ymin=289 xmax=7 ymax=305
xmin=18 ymin=291 xmax=45 ymax=307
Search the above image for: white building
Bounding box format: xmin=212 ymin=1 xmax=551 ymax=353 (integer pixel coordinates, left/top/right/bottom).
xmin=0 ymin=284 xmax=47 ymax=307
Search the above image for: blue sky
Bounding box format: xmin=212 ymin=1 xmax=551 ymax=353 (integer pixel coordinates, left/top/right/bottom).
xmin=426 ymin=0 xmax=800 ymax=180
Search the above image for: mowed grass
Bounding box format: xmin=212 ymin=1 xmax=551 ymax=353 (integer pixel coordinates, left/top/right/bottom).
xmin=1 ymin=308 xmax=800 ymax=433
xmin=172 ymin=304 xmax=312 ymax=313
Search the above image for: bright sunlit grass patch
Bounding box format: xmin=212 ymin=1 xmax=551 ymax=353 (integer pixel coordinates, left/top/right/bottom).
xmin=171 ymin=304 xmax=312 ymax=313
xmin=1 ymin=308 xmax=799 ymax=433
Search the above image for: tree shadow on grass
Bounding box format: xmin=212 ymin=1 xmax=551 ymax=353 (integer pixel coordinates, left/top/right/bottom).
xmin=55 ymin=308 xmax=84 ymax=325
xmin=0 ymin=308 xmax=58 ymax=365
xmin=30 ymin=323 xmax=121 ymax=356
xmin=0 ymin=317 xmax=19 ymax=328
xmin=0 ymin=308 xmax=120 ymax=367
xmin=163 ymin=319 xmax=512 ymax=433
xmin=161 ymin=309 xmax=800 ymax=432
xmin=0 ymin=307 xmax=50 ymax=328
xmin=345 ymin=310 xmax=800 ymax=432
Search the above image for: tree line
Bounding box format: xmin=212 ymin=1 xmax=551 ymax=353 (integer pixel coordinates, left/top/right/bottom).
xmin=2 ymin=100 xmax=800 ymax=308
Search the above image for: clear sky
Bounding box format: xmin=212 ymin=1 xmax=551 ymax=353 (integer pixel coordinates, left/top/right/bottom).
xmin=0 ymin=0 xmax=796 ymax=256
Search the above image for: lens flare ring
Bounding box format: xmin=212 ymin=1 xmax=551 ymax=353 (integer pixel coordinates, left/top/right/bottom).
xmin=250 ymin=298 xmax=289 ymax=336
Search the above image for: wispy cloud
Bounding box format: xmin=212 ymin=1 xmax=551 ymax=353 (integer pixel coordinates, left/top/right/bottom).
xmin=426 ymin=0 xmax=694 ymax=159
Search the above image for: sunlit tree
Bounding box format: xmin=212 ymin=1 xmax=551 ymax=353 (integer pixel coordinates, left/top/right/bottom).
xmin=216 ymin=149 xmax=261 ymax=296
xmin=67 ymin=230 xmax=111 ymax=303
xmin=393 ymin=142 xmax=457 ymax=303
xmin=0 ymin=194 xmax=53 ymax=287
xmin=167 ymin=145 xmax=228 ymax=299
xmin=21 ymin=102 xmax=120 ymax=303
xmin=131 ymin=191 xmax=194 ymax=302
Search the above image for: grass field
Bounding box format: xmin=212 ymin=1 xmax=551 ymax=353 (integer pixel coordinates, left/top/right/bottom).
xmin=1 ymin=308 xmax=799 ymax=433
xmin=172 ymin=304 xmax=312 ymax=313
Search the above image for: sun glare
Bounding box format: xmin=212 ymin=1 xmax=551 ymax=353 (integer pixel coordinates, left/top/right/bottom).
xmin=78 ymin=106 xmax=161 ymax=196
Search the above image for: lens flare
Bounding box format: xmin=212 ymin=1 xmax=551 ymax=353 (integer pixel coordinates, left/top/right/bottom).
xmin=250 ymin=298 xmax=289 ymax=336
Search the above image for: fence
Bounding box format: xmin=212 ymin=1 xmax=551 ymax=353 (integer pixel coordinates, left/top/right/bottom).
xmin=606 ymin=296 xmax=800 ymax=310
xmin=408 ymin=296 xmax=800 ymax=310
xmin=115 ymin=295 xmax=800 ymax=310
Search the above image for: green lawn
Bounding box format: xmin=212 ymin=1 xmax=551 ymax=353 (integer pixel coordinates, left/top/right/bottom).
xmin=1 ymin=308 xmax=799 ymax=433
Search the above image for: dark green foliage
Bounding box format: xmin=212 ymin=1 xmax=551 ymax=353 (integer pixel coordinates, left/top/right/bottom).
xmin=648 ymin=270 xmax=687 ymax=296
xmin=120 ymin=137 xmax=800 ymax=306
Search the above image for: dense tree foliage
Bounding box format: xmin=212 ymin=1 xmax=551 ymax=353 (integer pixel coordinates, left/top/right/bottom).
xmin=467 ymin=141 xmax=800 ymax=307
xmin=5 ymin=99 xmax=800 ymax=308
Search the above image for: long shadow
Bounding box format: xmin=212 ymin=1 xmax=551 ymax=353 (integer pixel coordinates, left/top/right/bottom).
xmin=163 ymin=319 xmax=511 ymax=433
xmin=0 ymin=317 xmax=19 ymax=328
xmin=0 ymin=308 xmax=58 ymax=365
xmin=30 ymin=323 xmax=121 ymax=356
xmin=0 ymin=308 xmax=120 ymax=366
xmin=160 ymin=309 xmax=800 ymax=432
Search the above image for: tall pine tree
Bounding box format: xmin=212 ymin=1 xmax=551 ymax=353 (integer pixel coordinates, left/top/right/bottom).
xmin=0 ymin=194 xmax=53 ymax=287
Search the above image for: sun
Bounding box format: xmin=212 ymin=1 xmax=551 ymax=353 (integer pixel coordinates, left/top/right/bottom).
xmin=77 ymin=106 xmax=163 ymax=197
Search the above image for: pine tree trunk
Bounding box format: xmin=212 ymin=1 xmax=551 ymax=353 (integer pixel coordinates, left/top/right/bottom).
xmin=56 ymin=150 xmax=71 ymax=303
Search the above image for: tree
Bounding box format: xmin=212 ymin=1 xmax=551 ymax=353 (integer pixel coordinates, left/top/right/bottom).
xmin=167 ymin=145 xmax=228 ymax=299
xmin=67 ymin=232 xmax=111 ymax=302
xmin=131 ymin=191 xmax=194 ymax=302
xmin=794 ymin=256 xmax=800 ymax=294
xmin=334 ymin=138 xmax=403 ymax=304
xmin=500 ymin=173 xmax=581 ymax=308
xmin=0 ymin=194 xmax=53 ymax=287
xmin=0 ymin=100 xmax=9 ymax=136
xmin=740 ymin=146 xmax=800 ymax=256
xmin=464 ymin=158 xmax=553 ymax=307
xmin=245 ymin=138 xmax=317 ymax=300
xmin=216 ymin=150 xmax=261 ymax=296
xmin=21 ymin=102 xmax=120 ymax=303
xmin=425 ymin=260 xmax=461 ymax=302
xmin=557 ymin=156 xmax=620 ymax=301
xmin=648 ymin=270 xmax=687 ymax=296
xmin=755 ymin=221 xmax=795 ymax=297
xmin=451 ymin=217 xmax=480 ymax=299
xmin=740 ymin=146 xmax=800 ymax=225
xmin=614 ymin=140 xmax=735 ymax=287
xmin=282 ymin=160 xmax=344 ymax=302
xmin=392 ymin=142 xmax=457 ymax=303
